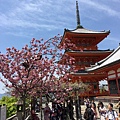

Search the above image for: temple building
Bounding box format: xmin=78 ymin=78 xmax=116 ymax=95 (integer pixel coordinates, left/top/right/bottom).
xmin=87 ymin=46 xmax=120 ymax=96
xmin=60 ymin=1 xmax=116 ymax=97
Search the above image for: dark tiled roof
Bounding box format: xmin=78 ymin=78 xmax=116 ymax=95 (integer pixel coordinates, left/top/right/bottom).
xmin=65 ymin=28 xmax=110 ymax=34
xmin=87 ymin=46 xmax=120 ymax=71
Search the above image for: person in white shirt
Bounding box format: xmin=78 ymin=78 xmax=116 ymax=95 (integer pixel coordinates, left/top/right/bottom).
xmin=98 ymin=102 xmax=106 ymax=120
xmin=91 ymin=102 xmax=98 ymax=120
xmin=105 ymin=103 xmax=118 ymax=120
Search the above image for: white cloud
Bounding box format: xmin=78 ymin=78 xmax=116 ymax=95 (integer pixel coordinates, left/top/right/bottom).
xmin=98 ymin=36 xmax=119 ymax=49
xmin=0 ymin=0 xmax=120 ymax=37
xmin=0 ymin=0 xmax=75 ymax=32
xmin=79 ymin=0 xmax=120 ymax=18
xmin=108 ymin=36 xmax=120 ymax=43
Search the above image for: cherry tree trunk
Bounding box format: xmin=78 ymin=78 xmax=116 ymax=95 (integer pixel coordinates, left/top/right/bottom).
xmin=22 ymin=96 xmax=26 ymax=120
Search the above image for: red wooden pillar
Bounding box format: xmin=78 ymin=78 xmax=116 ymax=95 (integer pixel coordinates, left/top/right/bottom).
xmin=107 ymin=71 xmax=110 ymax=95
xmin=115 ymin=69 xmax=119 ymax=94
xmin=116 ymin=68 xmax=120 ymax=94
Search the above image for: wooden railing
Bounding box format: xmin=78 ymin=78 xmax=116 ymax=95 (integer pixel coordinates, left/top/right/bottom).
xmin=6 ymin=114 xmax=17 ymax=120
xmin=24 ymin=108 xmax=31 ymax=119
xmin=79 ymin=90 xmax=109 ymax=97
xmin=6 ymin=108 xmax=31 ymax=120
xmin=95 ymin=97 xmax=119 ymax=103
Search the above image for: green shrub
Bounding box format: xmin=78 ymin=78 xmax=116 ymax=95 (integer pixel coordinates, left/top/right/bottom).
xmin=0 ymin=96 xmax=17 ymax=118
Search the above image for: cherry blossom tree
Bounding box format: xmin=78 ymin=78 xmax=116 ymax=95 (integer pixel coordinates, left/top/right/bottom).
xmin=0 ymin=35 xmax=76 ymax=119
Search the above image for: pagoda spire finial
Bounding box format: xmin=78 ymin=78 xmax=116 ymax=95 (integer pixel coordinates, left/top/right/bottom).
xmin=76 ymin=1 xmax=83 ymax=28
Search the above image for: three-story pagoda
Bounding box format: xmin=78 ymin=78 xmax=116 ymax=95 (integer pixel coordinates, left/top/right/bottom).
xmin=61 ymin=1 xmax=113 ymax=97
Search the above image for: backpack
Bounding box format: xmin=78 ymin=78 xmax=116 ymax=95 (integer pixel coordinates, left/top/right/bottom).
xmin=83 ymin=108 xmax=95 ymax=120
xmin=83 ymin=108 xmax=89 ymax=120
xmin=83 ymin=109 xmax=89 ymax=120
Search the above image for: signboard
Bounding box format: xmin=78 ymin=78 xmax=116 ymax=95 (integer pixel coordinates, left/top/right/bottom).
xmin=0 ymin=105 xmax=6 ymax=120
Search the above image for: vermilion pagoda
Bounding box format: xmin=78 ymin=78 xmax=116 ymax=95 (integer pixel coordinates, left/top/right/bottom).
xmin=60 ymin=1 xmax=116 ymax=97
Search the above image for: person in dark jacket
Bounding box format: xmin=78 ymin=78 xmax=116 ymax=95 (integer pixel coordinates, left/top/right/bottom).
xmin=31 ymin=109 xmax=40 ymax=120
xmin=84 ymin=104 xmax=95 ymax=120
xmin=51 ymin=103 xmax=59 ymax=120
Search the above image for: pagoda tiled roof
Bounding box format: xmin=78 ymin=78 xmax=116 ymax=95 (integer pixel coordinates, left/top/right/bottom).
xmin=64 ymin=27 xmax=110 ymax=34
xmin=87 ymin=46 xmax=120 ymax=71
xmin=66 ymin=49 xmax=113 ymax=53
xmin=70 ymin=70 xmax=106 ymax=77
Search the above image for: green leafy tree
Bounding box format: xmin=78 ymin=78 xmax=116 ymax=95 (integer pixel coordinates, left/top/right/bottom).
xmin=0 ymin=96 xmax=17 ymax=118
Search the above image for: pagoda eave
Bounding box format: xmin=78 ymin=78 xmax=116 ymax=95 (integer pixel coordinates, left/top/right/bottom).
xmin=87 ymin=59 xmax=120 ymax=73
xmin=64 ymin=28 xmax=110 ymax=34
xmin=70 ymin=72 xmax=107 ymax=77
xmin=61 ymin=29 xmax=110 ymax=46
xmin=70 ymin=72 xmax=107 ymax=82
xmin=87 ymin=46 xmax=120 ymax=72
xmin=66 ymin=50 xmax=113 ymax=55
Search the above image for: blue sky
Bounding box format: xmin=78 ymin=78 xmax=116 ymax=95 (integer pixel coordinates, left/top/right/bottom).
xmin=0 ymin=0 xmax=120 ymax=93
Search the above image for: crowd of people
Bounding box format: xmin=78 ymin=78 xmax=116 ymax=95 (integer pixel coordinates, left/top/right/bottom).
xmin=30 ymin=98 xmax=120 ymax=120
xmin=83 ymin=98 xmax=119 ymax=120
xmin=43 ymin=102 xmax=73 ymax=120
